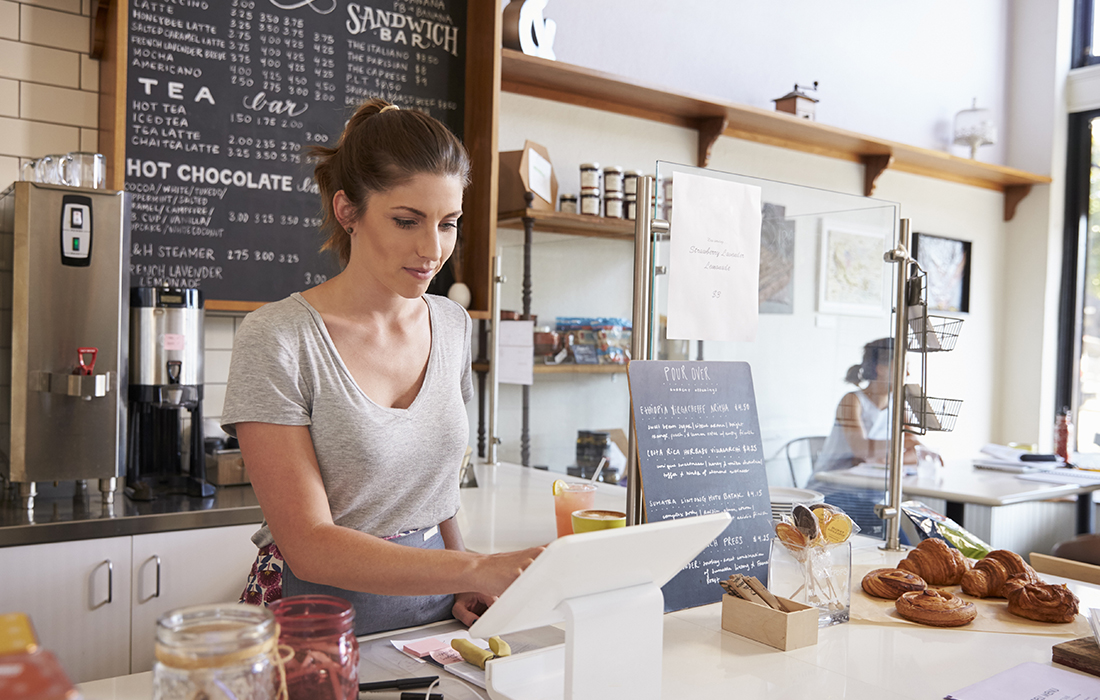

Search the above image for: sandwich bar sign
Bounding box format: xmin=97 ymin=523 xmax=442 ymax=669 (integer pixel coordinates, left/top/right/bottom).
xmin=124 ymin=0 xmax=467 ymax=303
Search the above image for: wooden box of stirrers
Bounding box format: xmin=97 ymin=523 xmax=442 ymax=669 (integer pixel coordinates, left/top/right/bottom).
xmin=720 ymin=575 xmax=819 ymax=651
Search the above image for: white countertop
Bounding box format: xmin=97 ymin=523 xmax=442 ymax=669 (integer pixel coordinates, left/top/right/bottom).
xmin=77 ymin=462 xmax=1100 ymax=700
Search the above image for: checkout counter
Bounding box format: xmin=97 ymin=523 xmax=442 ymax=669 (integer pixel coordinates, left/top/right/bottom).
xmin=72 ymin=462 xmax=1100 ymax=700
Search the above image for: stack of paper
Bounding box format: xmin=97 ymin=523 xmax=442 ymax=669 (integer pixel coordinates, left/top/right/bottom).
xmin=972 ymin=444 xmax=1064 ymax=473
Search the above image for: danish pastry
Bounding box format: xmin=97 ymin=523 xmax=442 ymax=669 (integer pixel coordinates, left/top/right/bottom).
xmin=1003 ymin=577 xmax=1079 ymax=623
xmin=896 ymin=538 xmax=970 ymax=585
xmin=960 ymin=550 xmax=1038 ymax=598
xmin=895 ymin=589 xmax=977 ymax=627
xmin=861 ymin=568 xmax=927 ymax=600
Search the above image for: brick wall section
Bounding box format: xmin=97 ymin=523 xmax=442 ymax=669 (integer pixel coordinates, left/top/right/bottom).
xmin=0 ymin=0 xmax=99 ymax=191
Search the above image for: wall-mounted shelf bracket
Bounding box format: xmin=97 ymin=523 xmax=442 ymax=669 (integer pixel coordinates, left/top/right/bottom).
xmin=861 ymin=153 xmax=895 ymax=196
xmin=696 ymin=116 xmax=729 ymax=168
xmin=1004 ymin=184 xmax=1032 ymax=222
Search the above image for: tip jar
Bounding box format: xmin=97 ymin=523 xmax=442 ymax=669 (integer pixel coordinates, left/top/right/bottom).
xmin=269 ymin=595 xmax=359 ymax=700
xmin=152 ymin=603 xmax=280 ymax=700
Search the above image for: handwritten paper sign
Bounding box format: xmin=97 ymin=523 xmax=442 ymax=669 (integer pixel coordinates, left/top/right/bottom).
xmin=627 ymin=360 xmax=773 ymax=612
xmin=667 ymin=172 xmax=762 ymax=342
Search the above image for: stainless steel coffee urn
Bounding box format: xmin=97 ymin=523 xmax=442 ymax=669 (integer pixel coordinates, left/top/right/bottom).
xmin=0 ymin=182 xmax=130 ymax=508
xmin=127 ymin=287 xmax=214 ymax=499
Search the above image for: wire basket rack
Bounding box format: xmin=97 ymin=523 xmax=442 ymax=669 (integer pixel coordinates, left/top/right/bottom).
xmin=903 ymin=394 xmax=963 ymax=433
xmin=907 ymin=314 xmax=964 ymax=353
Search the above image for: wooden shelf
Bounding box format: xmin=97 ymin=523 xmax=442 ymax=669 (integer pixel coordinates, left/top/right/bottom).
xmin=472 ymin=361 xmax=627 ymax=375
xmin=497 ymin=208 xmax=634 ymax=239
xmin=500 ymin=49 xmax=1050 ymax=221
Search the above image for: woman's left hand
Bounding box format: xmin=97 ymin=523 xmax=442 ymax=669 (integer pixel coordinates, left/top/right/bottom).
xmin=453 ymin=591 xmax=496 ymax=626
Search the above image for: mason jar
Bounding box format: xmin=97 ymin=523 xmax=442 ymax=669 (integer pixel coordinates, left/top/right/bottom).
xmin=152 ymin=604 xmax=280 ymax=700
xmin=269 ymin=595 xmax=359 ymax=700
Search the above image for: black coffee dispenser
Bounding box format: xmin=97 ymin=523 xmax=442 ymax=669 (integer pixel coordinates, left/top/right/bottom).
xmin=126 ymin=287 xmax=214 ymax=499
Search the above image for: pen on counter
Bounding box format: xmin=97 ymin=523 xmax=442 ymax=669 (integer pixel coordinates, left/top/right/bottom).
xmin=359 ymin=676 xmax=439 ymax=692
xmin=357 ymin=692 xmax=443 ymax=700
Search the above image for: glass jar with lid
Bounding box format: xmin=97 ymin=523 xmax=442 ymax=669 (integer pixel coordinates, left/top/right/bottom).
xmin=269 ymin=595 xmax=359 ymax=700
xmin=580 ymin=187 xmax=601 ymax=216
xmin=623 ymin=170 xmax=643 ymax=196
xmin=604 ymin=191 xmax=624 ymax=219
xmin=602 ymin=166 xmax=624 ymax=193
xmin=559 ymin=193 xmax=578 ymax=214
xmin=579 ymin=163 xmax=601 ymax=190
xmin=153 ymin=603 xmax=280 ymax=700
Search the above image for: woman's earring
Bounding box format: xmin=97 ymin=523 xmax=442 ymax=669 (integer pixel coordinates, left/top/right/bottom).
xmin=346 ymin=227 xmax=353 ymax=234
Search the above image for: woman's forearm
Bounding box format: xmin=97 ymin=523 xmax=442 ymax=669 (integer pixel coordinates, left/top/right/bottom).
xmin=285 ymin=521 xmax=484 ymax=596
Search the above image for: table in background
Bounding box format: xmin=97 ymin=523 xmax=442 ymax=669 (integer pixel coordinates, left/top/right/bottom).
xmin=814 ymin=460 xmax=1100 ymax=555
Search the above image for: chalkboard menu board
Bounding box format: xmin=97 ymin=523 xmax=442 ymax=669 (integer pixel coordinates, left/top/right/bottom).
xmin=124 ymin=0 xmax=467 ymax=303
xmin=628 ymin=361 xmax=774 ymax=612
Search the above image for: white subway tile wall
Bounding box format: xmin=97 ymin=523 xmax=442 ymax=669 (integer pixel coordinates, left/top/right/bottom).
xmin=202 ymin=315 xmax=245 ymax=422
xmin=0 ymin=2 xmax=95 ymax=170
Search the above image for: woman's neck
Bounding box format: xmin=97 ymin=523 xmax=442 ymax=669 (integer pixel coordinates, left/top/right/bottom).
xmin=303 ymin=268 xmax=422 ymax=326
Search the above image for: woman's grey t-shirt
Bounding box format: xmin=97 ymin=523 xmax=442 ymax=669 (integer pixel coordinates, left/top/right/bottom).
xmin=220 ymin=292 xmax=473 ymax=547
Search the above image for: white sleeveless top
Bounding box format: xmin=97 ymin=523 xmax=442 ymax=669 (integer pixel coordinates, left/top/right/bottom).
xmin=815 ymin=389 xmax=891 ymax=473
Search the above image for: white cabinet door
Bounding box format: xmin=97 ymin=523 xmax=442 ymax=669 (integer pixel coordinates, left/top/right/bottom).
xmin=0 ymin=537 xmax=133 ymax=683
xmin=130 ymin=524 xmax=258 ymax=672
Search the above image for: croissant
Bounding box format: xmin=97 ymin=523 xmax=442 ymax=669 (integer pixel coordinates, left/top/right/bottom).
xmin=960 ymin=550 xmax=1039 ymax=598
xmin=1003 ymin=577 xmax=1079 ymax=623
xmin=861 ymin=568 xmax=927 ymax=600
xmin=895 ymin=589 xmax=977 ymax=627
xmin=896 ymin=538 xmax=970 ymax=585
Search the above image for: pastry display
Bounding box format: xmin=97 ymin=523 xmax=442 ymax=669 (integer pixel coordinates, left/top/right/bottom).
xmin=896 ymin=538 xmax=970 ymax=585
xmin=861 ymin=568 xmax=927 ymax=600
xmin=1003 ymin=577 xmax=1079 ymax=623
xmin=960 ymin=549 xmax=1039 ymax=598
xmin=894 ymin=589 xmax=977 ymax=627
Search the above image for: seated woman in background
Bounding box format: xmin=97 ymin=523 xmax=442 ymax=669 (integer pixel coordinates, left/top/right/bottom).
xmin=809 ymin=338 xmax=928 ymax=537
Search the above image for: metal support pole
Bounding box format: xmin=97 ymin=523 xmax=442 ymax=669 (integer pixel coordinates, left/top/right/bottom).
xmin=627 ymin=176 xmax=665 ymax=525
xmin=486 ymin=254 xmax=505 ymax=465
xmin=881 ymin=218 xmax=912 ymax=551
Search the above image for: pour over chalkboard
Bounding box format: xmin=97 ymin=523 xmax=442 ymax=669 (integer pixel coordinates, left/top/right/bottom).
xmin=627 ymin=360 xmax=774 ymax=612
xmin=123 ymin=0 xmax=466 ymax=304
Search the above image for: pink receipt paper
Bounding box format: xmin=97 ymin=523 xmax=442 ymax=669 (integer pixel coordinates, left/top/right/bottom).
xmin=401 ymin=637 xmax=444 ymax=658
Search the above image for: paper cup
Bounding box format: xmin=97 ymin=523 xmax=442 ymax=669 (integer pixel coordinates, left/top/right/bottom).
xmin=571 ymin=509 xmax=626 ymax=533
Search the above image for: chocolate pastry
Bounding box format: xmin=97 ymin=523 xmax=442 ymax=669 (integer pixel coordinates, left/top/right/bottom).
xmin=861 ymin=568 xmax=927 ymax=600
xmin=896 ymin=538 xmax=970 ymax=585
xmin=895 ymin=589 xmax=977 ymax=627
xmin=960 ymin=550 xmax=1038 ymax=598
xmin=1003 ymin=577 xmax=1079 ymax=623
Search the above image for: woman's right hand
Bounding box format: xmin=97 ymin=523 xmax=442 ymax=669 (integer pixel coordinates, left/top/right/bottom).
xmin=474 ymin=545 xmax=546 ymax=597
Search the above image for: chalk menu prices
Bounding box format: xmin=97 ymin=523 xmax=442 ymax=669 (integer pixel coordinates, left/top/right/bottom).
xmin=124 ymin=0 xmax=466 ymax=302
xmin=628 ymin=361 xmax=774 ymax=612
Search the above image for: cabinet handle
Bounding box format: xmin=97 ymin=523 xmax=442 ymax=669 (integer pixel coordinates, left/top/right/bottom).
xmin=153 ymin=555 xmax=161 ymax=598
xmin=104 ymin=559 xmax=113 ymax=605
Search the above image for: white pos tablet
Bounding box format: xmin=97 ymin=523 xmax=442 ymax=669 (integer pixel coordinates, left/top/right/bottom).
xmin=469 ymin=511 xmax=732 ymax=700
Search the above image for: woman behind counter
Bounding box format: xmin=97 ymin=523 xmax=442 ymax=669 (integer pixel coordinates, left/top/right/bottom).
xmin=221 ymin=99 xmax=542 ymax=635
xmin=809 ymin=338 xmax=927 ymax=537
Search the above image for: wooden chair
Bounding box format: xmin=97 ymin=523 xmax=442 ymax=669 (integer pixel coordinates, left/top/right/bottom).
xmin=1030 ymin=552 xmax=1100 ymax=585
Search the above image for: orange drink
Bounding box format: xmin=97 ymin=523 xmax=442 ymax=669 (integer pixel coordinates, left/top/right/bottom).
xmin=553 ymin=481 xmax=596 ymax=536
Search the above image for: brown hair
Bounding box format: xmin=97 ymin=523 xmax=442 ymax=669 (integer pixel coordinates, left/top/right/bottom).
xmin=845 ymin=337 xmax=893 ymax=385
xmin=311 ymin=99 xmax=470 ymax=266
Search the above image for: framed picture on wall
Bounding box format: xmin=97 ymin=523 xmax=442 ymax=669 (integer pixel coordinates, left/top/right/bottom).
xmin=817 ymin=222 xmax=890 ymax=316
xmin=760 ymin=202 xmax=795 ymax=314
xmin=912 ymin=233 xmax=971 ymax=313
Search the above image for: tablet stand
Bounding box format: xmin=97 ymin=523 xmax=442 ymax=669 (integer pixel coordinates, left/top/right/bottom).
xmin=468 ymin=513 xmax=731 ymax=700
xmin=484 ymin=582 xmax=664 ymax=700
